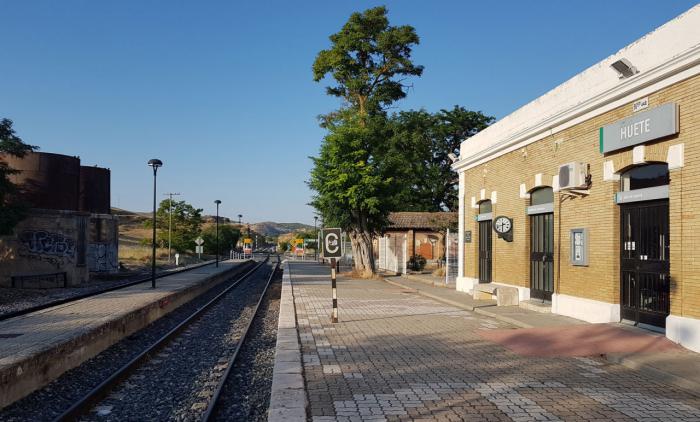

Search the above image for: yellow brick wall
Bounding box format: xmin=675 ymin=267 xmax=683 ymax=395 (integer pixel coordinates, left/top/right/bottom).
xmin=461 ymin=73 xmax=700 ymax=319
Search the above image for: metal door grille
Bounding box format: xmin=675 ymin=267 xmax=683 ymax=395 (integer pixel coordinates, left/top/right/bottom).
xmin=478 ymin=220 xmax=492 ymax=283
xmin=530 ymin=212 xmax=554 ymax=301
xmin=620 ymin=200 xmax=670 ymax=328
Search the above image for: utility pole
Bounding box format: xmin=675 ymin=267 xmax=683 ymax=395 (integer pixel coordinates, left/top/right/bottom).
xmin=163 ymin=192 xmax=181 ymax=263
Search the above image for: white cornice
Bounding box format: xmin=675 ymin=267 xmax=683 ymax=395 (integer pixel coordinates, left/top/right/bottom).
xmin=453 ymin=5 xmax=700 ymax=173
xmin=453 ymin=44 xmax=700 ymax=172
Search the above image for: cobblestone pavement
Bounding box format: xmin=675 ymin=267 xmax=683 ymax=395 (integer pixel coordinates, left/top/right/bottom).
xmin=288 ymin=262 xmax=700 ymax=422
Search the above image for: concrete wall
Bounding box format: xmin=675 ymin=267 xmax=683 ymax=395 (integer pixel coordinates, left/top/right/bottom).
xmin=0 ymin=209 xmax=91 ymax=287
xmin=87 ymin=214 xmax=119 ymax=273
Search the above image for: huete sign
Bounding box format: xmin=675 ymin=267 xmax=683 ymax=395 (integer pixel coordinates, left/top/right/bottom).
xmin=599 ymin=103 xmax=678 ymax=154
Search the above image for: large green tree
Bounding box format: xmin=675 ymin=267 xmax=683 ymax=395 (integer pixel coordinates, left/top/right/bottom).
xmin=388 ymin=106 xmax=494 ymax=211
xmin=145 ymin=199 xmax=203 ymax=252
xmin=201 ymin=224 xmax=240 ymax=255
xmin=310 ymin=6 xmax=422 ymax=276
xmin=0 ymin=119 xmax=37 ymax=235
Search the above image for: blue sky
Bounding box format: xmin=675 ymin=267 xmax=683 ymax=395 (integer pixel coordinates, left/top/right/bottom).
xmin=1 ymin=1 xmax=696 ymax=224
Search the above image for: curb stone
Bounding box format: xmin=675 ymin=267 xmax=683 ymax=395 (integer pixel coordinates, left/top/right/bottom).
xmin=267 ymin=261 xmax=307 ymax=421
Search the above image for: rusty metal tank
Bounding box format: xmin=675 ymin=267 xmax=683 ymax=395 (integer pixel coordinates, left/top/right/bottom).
xmin=3 ymin=151 xmax=80 ymax=211
xmin=79 ymin=166 xmax=111 ymax=214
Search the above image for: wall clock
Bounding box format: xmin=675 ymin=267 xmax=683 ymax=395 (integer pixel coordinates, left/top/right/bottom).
xmin=493 ymin=216 xmax=513 ymax=242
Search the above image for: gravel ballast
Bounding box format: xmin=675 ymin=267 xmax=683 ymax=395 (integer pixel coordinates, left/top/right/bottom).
xmin=0 ymin=260 xmax=263 ymax=422
xmin=211 ymin=275 xmax=282 ymax=421
xmin=79 ymin=263 xmax=275 ymax=421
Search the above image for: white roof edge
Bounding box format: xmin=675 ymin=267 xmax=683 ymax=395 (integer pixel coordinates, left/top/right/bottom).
xmin=455 ymin=4 xmax=700 ymax=172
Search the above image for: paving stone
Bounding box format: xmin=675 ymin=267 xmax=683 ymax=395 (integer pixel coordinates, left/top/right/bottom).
xmin=288 ymin=262 xmax=700 ymax=422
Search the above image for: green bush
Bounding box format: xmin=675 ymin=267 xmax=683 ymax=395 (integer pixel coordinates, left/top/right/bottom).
xmin=408 ymin=254 xmax=426 ymax=271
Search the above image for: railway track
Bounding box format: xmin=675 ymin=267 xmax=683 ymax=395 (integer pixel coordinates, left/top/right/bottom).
xmin=0 ymin=259 xmax=225 ymax=322
xmin=47 ymin=255 xmax=280 ymax=422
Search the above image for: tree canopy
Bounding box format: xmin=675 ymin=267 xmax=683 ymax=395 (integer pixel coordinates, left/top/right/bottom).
xmin=387 ymin=106 xmax=495 ymax=211
xmin=0 ymin=119 xmax=37 ymax=235
xmin=201 ymin=224 xmax=240 ymax=255
xmin=145 ymin=199 xmax=203 ymax=252
xmin=310 ymin=6 xmax=423 ymax=275
xmin=309 ymin=7 xmax=493 ymax=275
xmin=312 ymin=6 xmax=423 ymax=117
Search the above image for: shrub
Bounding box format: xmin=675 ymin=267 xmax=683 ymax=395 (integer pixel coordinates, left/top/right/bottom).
xmin=408 ymin=254 xmax=426 ymax=271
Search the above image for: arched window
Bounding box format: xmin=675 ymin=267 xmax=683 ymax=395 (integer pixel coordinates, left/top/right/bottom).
xmin=620 ymin=163 xmax=669 ymax=191
xmin=478 ymin=200 xmax=492 ymax=214
xmin=530 ymin=187 xmax=554 ymax=206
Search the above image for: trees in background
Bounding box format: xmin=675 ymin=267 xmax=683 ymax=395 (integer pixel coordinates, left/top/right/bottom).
xmin=0 ymin=119 xmax=37 ymax=235
xmin=310 ymin=6 xmax=423 ymax=276
xmin=201 ymin=224 xmax=240 ymax=255
xmin=145 ymin=199 xmax=203 ymax=252
xmin=387 ymin=106 xmax=494 ymax=212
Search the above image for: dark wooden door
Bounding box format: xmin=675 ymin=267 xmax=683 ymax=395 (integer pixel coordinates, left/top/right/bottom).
xmin=620 ymin=200 xmax=670 ymax=328
xmin=478 ymin=220 xmax=492 ymax=283
xmin=530 ymin=213 xmax=554 ymax=301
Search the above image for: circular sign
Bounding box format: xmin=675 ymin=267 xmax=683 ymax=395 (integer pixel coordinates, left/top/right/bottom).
xmin=325 ymin=233 xmax=339 ymax=254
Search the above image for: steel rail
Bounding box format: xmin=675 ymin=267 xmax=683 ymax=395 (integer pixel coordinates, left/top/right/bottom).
xmin=53 ymin=255 xmax=271 ymax=422
xmin=201 ymin=255 xmax=281 ymax=422
xmin=0 ymin=259 xmax=243 ymax=322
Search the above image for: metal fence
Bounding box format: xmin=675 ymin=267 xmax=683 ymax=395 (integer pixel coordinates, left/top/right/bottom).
xmin=446 ymin=228 xmax=459 ymax=285
xmin=377 ymin=234 xmax=407 ymax=274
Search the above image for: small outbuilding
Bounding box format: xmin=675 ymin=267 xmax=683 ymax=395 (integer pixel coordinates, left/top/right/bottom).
xmin=375 ymin=212 xmax=457 ymax=274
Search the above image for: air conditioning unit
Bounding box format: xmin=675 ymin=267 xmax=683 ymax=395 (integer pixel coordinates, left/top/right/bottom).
xmin=558 ymin=162 xmax=588 ymax=190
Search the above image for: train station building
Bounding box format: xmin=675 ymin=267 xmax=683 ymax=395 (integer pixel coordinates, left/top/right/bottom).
xmin=452 ymin=6 xmax=700 ymax=352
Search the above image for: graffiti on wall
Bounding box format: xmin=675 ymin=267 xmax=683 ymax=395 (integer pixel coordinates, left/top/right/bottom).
xmin=18 ymin=230 xmax=77 ymax=268
xmin=88 ymin=243 xmax=118 ymax=272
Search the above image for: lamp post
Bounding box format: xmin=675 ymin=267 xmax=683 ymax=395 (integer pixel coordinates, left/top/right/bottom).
xmin=237 ymin=214 xmax=242 ymax=224
xmin=148 ymin=159 xmax=163 ymax=288
xmin=215 ymin=200 xmax=221 ymax=267
xmin=164 ymin=192 xmax=181 ymax=263
xmin=314 ymin=216 xmax=318 ymax=260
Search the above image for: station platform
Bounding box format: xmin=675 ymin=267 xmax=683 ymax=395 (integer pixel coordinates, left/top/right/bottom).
xmin=279 ymin=261 xmax=700 ymax=422
xmin=0 ymin=260 xmax=250 ymax=409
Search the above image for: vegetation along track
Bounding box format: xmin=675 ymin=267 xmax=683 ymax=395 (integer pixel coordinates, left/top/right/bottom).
xmin=0 ymin=255 xmax=275 ymax=421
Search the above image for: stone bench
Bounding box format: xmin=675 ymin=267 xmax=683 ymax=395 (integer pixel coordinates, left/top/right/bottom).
xmin=474 ymin=283 xmax=519 ymax=306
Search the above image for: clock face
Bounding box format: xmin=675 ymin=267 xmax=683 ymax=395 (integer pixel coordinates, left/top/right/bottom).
xmin=494 ymin=216 xmax=512 ymax=234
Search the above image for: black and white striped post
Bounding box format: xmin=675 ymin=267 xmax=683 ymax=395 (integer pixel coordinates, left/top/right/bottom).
xmin=322 ymin=228 xmax=342 ymax=324
xmin=331 ymin=257 xmax=338 ymax=323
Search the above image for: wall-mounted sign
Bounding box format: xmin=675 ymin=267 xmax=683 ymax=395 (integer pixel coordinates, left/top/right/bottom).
xmin=632 ymin=97 xmax=649 ymax=113
xmin=615 ymin=185 xmax=669 ymax=204
xmin=321 ymin=228 xmax=342 ymax=258
xmin=527 ymin=203 xmax=554 ymax=215
xmin=570 ymin=228 xmax=588 ymax=266
xmin=464 ymin=230 xmax=472 ymax=243
xmin=599 ymin=103 xmax=678 ymax=154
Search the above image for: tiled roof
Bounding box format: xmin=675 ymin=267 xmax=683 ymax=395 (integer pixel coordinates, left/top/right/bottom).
xmin=387 ymin=212 xmax=457 ymax=230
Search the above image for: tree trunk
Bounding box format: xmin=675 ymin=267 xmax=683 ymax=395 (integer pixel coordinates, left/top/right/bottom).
xmin=348 ymin=229 xmax=375 ymax=277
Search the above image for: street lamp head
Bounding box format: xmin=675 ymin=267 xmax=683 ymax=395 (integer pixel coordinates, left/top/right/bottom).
xmin=214 ymin=200 xmax=222 ymax=205
xmin=148 ymin=158 xmax=163 ymax=168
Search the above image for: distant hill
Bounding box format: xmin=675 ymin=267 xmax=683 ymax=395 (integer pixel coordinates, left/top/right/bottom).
xmin=251 ymin=222 xmax=314 ymax=237
xmin=112 ymin=208 xmax=310 ymax=238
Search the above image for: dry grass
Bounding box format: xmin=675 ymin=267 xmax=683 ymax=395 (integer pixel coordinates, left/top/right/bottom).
xmin=119 ymin=244 xmax=169 ymax=266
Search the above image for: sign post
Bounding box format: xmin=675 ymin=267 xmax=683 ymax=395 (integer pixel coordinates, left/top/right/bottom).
xmin=195 ymin=237 xmax=204 ymax=261
xmin=321 ymin=228 xmax=342 ymax=323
